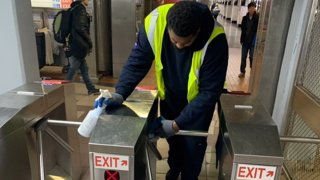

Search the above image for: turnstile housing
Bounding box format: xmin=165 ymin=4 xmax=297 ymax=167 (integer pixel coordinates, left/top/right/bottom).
xmin=89 ymin=115 xmax=147 ymax=179
xmin=0 ymin=83 xmax=80 ymax=179
xmin=89 ymin=90 xmax=158 ymax=180
xmin=217 ymin=95 xmax=284 ymax=180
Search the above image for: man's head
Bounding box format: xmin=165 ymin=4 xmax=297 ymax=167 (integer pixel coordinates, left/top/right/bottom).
xmin=167 ymin=1 xmax=202 ymax=49
xmin=247 ymin=2 xmax=256 ymax=16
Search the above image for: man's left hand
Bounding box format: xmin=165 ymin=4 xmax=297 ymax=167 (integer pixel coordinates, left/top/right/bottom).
xmin=160 ymin=119 xmax=179 ymax=138
xmin=148 ymin=116 xmax=180 ymax=139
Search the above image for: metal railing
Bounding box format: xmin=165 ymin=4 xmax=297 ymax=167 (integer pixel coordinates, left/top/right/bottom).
xmin=280 ymin=136 xmax=320 ymax=180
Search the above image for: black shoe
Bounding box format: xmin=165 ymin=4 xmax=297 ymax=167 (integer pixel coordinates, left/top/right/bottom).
xmin=166 ymin=170 xmax=180 ymax=180
xmin=238 ymin=72 xmax=245 ymax=78
xmin=88 ymin=88 xmax=100 ymax=95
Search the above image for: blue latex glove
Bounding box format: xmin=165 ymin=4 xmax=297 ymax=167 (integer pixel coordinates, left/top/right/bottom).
xmin=160 ymin=119 xmax=177 ymax=138
xmin=94 ymin=92 xmax=123 ymax=109
xmin=94 ymin=97 xmax=106 ymax=108
xmin=105 ymin=92 xmax=123 ymax=108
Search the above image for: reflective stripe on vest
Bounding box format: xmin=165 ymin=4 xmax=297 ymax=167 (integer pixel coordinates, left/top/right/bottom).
xmin=145 ymin=4 xmax=225 ymax=102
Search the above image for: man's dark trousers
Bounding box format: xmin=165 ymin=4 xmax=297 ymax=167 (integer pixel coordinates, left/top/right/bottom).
xmin=240 ymin=43 xmax=254 ymax=73
xmin=166 ymin=135 xmax=207 ymax=180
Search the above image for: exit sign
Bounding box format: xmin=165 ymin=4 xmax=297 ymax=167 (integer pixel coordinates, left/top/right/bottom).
xmin=94 ymin=153 xmax=129 ymax=171
xmin=236 ymin=164 xmax=277 ymax=180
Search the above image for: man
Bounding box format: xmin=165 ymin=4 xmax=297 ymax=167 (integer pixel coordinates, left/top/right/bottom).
xmin=99 ymin=2 xmax=228 ymax=179
xmin=238 ymin=2 xmax=259 ymax=78
xmin=210 ymin=2 xmax=219 ymax=19
xmin=66 ymin=0 xmax=99 ymax=95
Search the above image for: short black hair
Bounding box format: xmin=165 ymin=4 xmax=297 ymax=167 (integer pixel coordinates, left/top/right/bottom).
xmin=166 ymin=1 xmax=202 ymax=37
xmin=248 ymin=2 xmax=256 ymax=8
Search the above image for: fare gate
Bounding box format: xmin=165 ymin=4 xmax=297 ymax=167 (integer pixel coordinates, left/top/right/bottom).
xmin=88 ymin=90 xmax=159 ymax=180
xmin=217 ymin=95 xmax=284 ymax=180
xmin=87 ymin=89 xmax=209 ymax=180
xmin=36 ymin=89 xmax=160 ymax=180
xmin=89 ymin=115 xmax=150 ymax=180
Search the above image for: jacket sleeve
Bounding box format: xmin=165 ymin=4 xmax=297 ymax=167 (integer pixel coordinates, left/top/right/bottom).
xmin=240 ymin=16 xmax=246 ymax=44
xmin=73 ymin=7 xmax=92 ymax=48
xmin=115 ymin=27 xmax=155 ymax=99
xmin=175 ymin=34 xmax=228 ymax=130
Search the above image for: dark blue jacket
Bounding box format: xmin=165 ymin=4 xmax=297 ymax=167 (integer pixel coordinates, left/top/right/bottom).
xmin=240 ymin=12 xmax=259 ymax=46
xmin=116 ymin=5 xmax=228 ymax=131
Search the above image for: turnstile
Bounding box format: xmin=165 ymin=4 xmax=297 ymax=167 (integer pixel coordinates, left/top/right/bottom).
xmin=217 ymin=95 xmax=284 ymax=180
xmin=0 ymin=83 xmax=80 ymax=180
xmin=88 ymin=90 xmax=159 ymax=180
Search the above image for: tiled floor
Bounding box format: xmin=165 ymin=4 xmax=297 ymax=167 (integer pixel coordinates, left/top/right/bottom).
xmin=218 ymin=15 xmax=251 ymax=93
xmin=226 ymin=48 xmax=251 ymax=92
xmin=42 ymin=15 xmax=253 ymax=180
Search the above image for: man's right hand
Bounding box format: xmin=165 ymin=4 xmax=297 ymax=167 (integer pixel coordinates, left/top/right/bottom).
xmin=148 ymin=116 xmax=178 ymax=139
xmin=94 ymin=92 xmax=124 ymax=109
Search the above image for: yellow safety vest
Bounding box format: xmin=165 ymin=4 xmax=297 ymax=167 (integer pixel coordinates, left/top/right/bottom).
xmin=145 ymin=4 xmax=225 ymax=102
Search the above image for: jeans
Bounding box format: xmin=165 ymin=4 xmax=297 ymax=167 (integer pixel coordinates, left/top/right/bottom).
xmin=166 ymin=135 xmax=207 ymax=180
xmin=240 ymin=44 xmax=255 ymax=73
xmin=66 ymin=56 xmax=95 ymax=92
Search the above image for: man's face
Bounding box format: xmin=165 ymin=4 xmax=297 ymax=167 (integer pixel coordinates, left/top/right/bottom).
xmin=168 ymin=28 xmax=199 ymax=49
xmin=83 ymin=0 xmax=89 ymax=6
xmin=248 ymin=6 xmax=256 ymax=15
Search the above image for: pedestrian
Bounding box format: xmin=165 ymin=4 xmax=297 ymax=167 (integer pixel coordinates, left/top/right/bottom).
xmin=97 ymin=2 xmax=228 ymax=179
xmin=66 ymin=0 xmax=99 ymax=95
xmin=239 ymin=2 xmax=259 ymax=78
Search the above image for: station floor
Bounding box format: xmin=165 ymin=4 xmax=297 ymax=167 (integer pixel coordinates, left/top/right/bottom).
xmin=44 ymin=16 xmax=255 ymax=180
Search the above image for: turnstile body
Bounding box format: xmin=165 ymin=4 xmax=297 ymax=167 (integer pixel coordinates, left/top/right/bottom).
xmin=0 ymin=83 xmax=80 ymax=180
xmin=89 ymin=115 xmax=147 ymax=179
xmin=217 ymin=95 xmax=284 ymax=180
xmin=89 ymin=90 xmax=158 ymax=180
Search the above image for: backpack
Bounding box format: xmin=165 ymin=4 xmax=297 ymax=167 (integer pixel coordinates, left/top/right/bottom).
xmin=52 ymin=5 xmax=78 ymax=44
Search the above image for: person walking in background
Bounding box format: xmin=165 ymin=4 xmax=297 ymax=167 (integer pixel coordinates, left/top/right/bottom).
xmin=238 ymin=2 xmax=259 ymax=78
xmin=66 ymin=0 xmax=99 ymax=95
xmin=96 ymin=2 xmax=228 ymax=179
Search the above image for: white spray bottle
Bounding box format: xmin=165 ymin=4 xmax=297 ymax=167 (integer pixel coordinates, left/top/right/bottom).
xmin=78 ymin=89 xmax=112 ymax=137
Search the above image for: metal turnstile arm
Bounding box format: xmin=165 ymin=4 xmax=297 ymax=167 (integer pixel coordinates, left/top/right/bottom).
xmin=177 ymin=130 xmax=209 ymax=137
xmin=47 ymin=119 xmax=82 ymax=127
xmin=280 ymin=136 xmax=320 ymax=144
xmin=35 ymin=118 xmax=81 ymax=180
